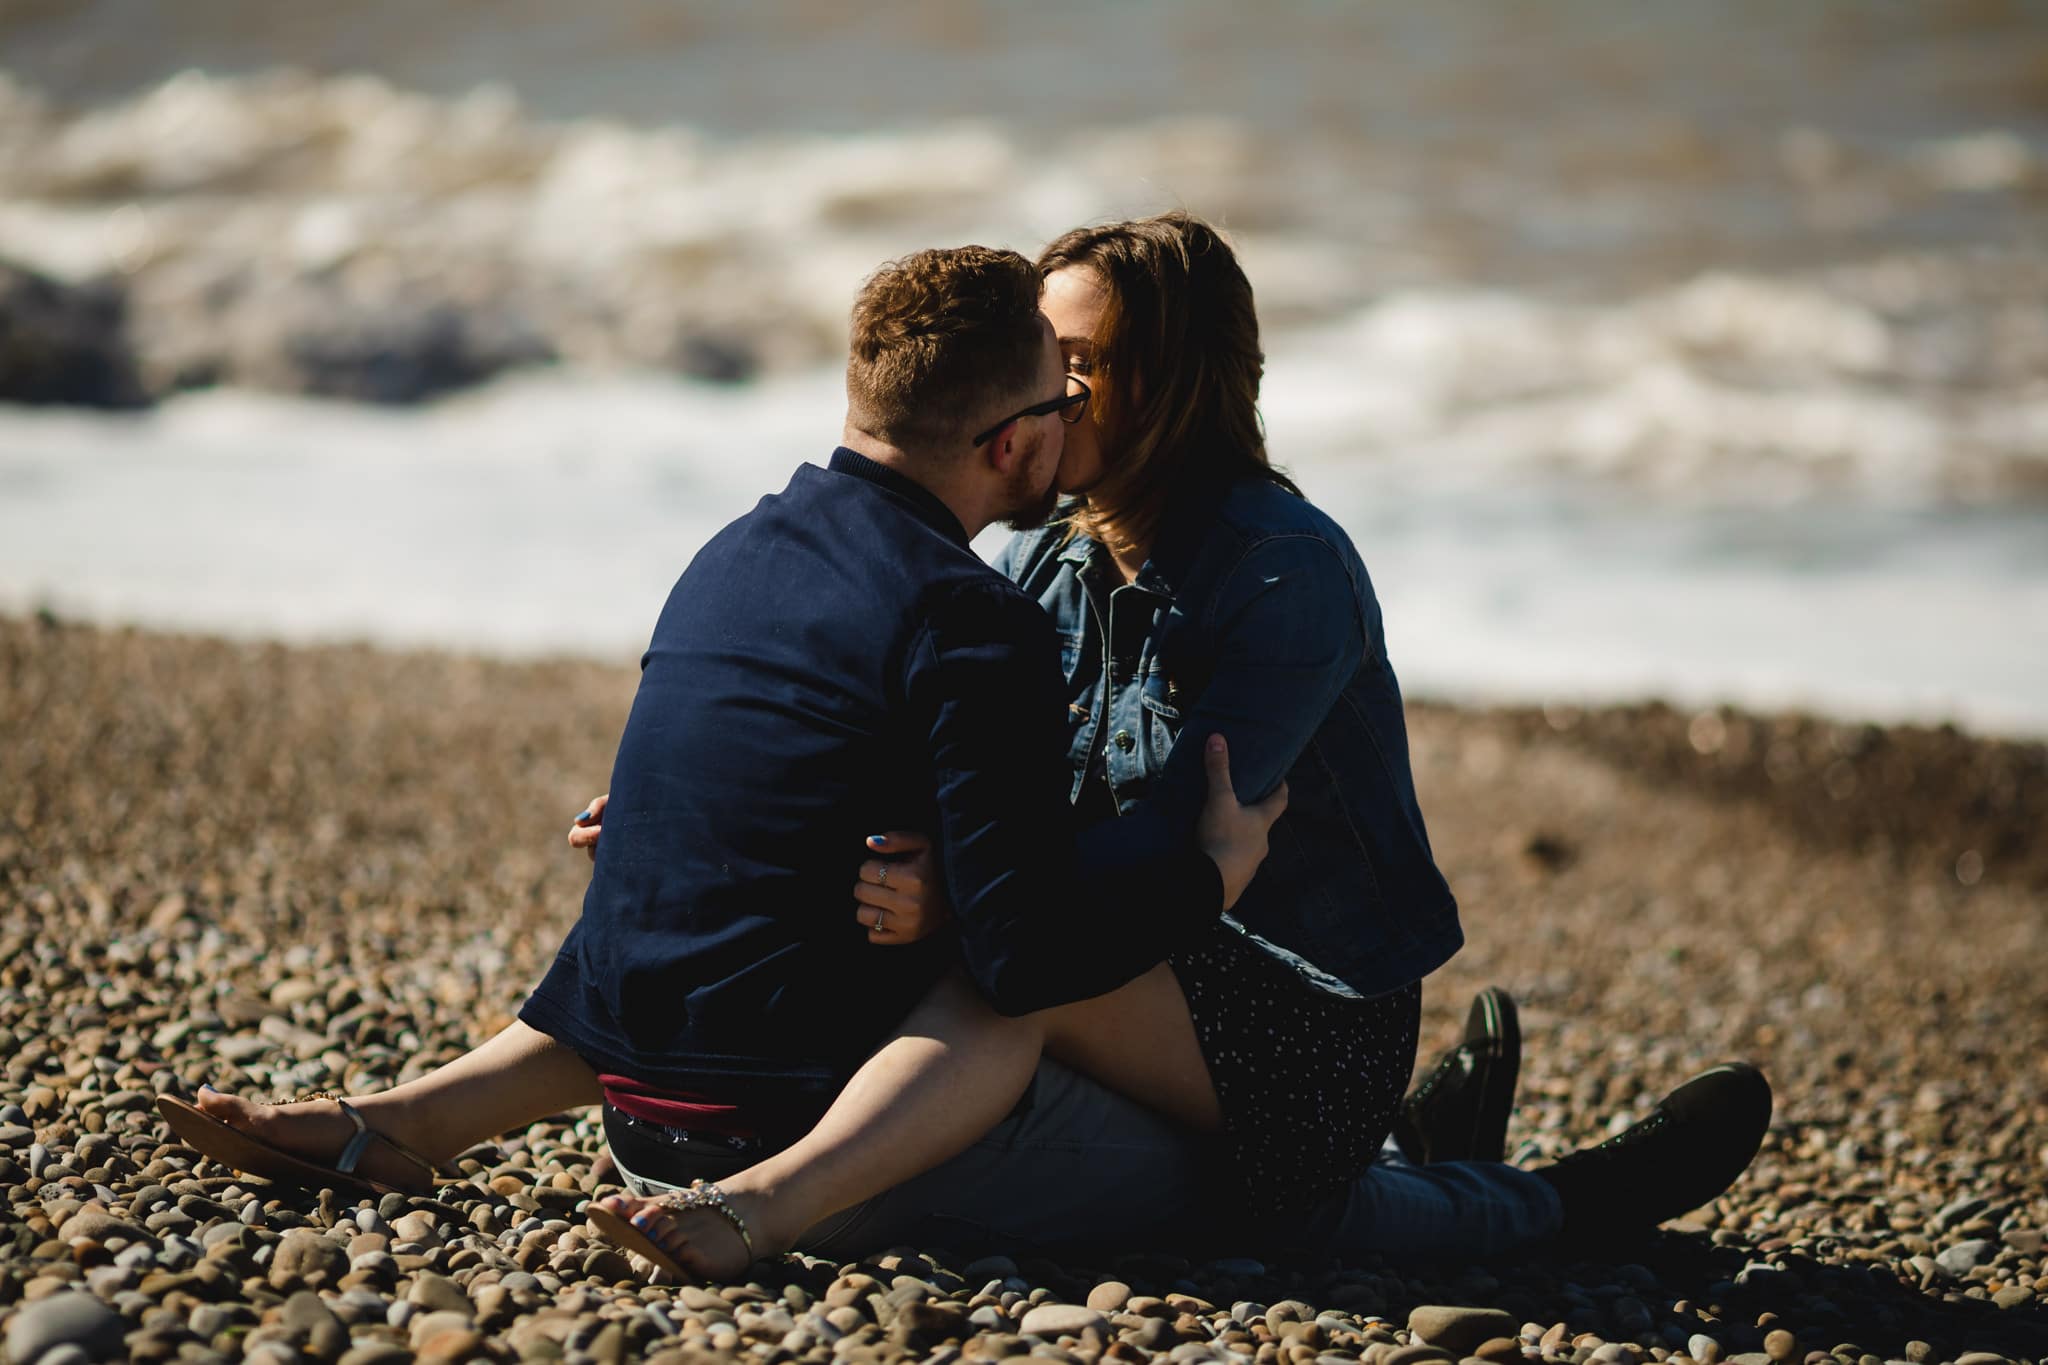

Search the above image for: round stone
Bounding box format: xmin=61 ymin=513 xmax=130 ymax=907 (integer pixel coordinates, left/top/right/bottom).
xmin=1020 ymin=1304 xmax=1108 ymax=1339
xmin=270 ymin=1228 xmax=350 ymax=1290
xmin=58 ymin=1210 xmax=151 ymax=1246
xmin=1383 ymin=1347 xmax=1458 ymax=1365
xmin=405 ymin=1271 xmax=471 ymax=1315
xmin=1408 ymin=1307 xmax=1520 ymax=1358
xmin=5 ymin=1292 xmax=126 ymax=1363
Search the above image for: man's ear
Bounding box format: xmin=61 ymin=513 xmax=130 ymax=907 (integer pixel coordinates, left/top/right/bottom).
xmin=982 ymin=420 xmax=1021 ymax=474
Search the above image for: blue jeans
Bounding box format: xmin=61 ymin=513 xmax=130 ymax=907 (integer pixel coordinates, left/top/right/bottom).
xmin=605 ymin=1059 xmax=1561 ymax=1262
xmin=1299 ymin=1134 xmax=1564 ymax=1260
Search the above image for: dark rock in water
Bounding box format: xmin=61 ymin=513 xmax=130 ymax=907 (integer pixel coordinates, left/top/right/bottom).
xmin=673 ymin=332 xmax=757 ymax=384
xmin=5 ymin=1291 xmax=127 ymax=1362
xmin=235 ymin=284 xmax=556 ymax=404
xmin=0 ymin=260 xmax=149 ymax=408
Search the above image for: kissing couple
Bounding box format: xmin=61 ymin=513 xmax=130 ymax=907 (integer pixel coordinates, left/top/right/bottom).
xmin=162 ymin=213 xmax=1771 ymax=1277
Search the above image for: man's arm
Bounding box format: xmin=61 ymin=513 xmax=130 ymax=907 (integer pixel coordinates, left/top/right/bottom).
xmin=909 ymin=581 xmax=1225 ymax=1016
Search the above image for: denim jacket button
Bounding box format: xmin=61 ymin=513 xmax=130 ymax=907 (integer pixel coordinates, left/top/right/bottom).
xmin=1114 ymin=729 xmax=1135 ymax=753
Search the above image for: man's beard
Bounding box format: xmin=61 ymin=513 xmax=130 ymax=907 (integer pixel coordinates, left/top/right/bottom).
xmin=996 ymin=447 xmax=1061 ymax=531
xmin=998 ymin=479 xmax=1060 ymax=532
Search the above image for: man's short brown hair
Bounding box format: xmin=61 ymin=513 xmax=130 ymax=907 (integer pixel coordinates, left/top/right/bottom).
xmin=846 ymin=245 xmax=1046 ymax=454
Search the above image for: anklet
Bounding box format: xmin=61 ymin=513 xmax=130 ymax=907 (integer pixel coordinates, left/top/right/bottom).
xmin=657 ymin=1180 xmax=755 ymax=1259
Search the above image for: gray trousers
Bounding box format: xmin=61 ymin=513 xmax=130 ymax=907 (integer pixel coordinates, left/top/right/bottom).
xmin=605 ymin=1058 xmax=1561 ymax=1262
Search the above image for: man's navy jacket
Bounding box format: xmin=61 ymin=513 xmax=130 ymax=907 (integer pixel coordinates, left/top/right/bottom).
xmin=521 ymin=448 xmax=1221 ymax=1113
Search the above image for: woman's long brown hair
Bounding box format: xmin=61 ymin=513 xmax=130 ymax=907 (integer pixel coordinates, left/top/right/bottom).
xmin=1038 ymin=211 xmax=1298 ymax=560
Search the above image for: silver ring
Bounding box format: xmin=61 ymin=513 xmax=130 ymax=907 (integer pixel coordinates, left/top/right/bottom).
xmin=877 ymin=864 xmax=889 ymax=888
xmin=871 ymin=906 xmax=887 ymax=930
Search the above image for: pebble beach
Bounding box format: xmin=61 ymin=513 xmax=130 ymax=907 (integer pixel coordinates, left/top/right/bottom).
xmin=2 ymin=614 xmax=2044 ymax=1365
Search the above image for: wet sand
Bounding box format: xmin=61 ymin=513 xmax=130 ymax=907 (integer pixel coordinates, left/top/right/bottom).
xmin=1 ymin=615 xmax=2043 ymax=1363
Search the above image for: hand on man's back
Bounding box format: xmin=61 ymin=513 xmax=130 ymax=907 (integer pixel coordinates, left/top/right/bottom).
xmin=1199 ymin=734 xmax=1287 ymax=910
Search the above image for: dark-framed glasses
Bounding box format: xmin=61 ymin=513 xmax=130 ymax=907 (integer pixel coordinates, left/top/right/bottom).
xmin=971 ymin=376 xmax=1091 ymax=447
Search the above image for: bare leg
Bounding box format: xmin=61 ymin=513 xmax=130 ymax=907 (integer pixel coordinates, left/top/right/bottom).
xmin=195 ymin=1019 xmax=601 ymax=1188
xmin=601 ymin=963 xmax=1215 ymax=1278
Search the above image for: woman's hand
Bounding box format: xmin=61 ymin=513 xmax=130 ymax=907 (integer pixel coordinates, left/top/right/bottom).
xmin=1198 ymin=734 xmax=1287 ymax=910
xmin=854 ymin=831 xmax=948 ymax=945
xmin=567 ymin=793 xmax=607 ymax=861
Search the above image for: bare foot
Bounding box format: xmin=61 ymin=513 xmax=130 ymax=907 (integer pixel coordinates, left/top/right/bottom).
xmin=194 ymin=1087 xmax=437 ymax=1192
xmin=591 ymin=1190 xmax=779 ymax=1282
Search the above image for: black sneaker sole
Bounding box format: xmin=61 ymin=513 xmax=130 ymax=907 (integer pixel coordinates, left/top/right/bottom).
xmin=1465 ymin=986 xmax=1519 ymax=1165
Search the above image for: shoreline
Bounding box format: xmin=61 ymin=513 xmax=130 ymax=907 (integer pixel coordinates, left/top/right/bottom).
xmin=2 ymin=617 xmax=2043 ymax=1362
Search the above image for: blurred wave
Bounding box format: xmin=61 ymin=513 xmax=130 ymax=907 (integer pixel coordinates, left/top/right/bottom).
xmin=1 ymin=64 xmax=2044 ymax=498
xmin=4 ymin=369 xmax=2045 ymax=735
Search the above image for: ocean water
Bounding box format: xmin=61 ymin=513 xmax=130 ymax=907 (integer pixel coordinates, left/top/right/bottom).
xmin=3 ymin=3 xmax=2045 ymax=733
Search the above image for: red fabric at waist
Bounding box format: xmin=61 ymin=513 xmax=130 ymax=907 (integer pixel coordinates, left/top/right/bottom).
xmin=598 ymin=1073 xmax=757 ymax=1137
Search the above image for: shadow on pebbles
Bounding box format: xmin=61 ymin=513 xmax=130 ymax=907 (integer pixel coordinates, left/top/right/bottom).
xmin=1 ymin=617 xmax=2044 ymax=1365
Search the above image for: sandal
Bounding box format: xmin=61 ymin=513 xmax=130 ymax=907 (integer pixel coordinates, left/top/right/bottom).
xmin=155 ymin=1090 xmax=442 ymax=1197
xmin=586 ymin=1180 xmax=755 ymax=1281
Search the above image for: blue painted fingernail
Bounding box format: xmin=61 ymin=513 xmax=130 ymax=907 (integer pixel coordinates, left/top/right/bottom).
xmin=867 ymin=835 xmax=884 ymax=846
xmin=573 ymin=811 xmax=592 ymax=824
xmin=199 ymin=1083 xmax=217 ymax=1093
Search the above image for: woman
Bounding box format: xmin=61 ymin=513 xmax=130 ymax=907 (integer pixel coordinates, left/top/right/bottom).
xmin=579 ymin=213 xmax=1597 ymax=1277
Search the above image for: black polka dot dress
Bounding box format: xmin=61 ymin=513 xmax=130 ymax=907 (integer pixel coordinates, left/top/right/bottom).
xmin=1170 ymin=920 xmax=1422 ymax=1218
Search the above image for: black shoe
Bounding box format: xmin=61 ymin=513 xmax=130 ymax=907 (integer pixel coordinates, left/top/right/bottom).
xmin=1533 ymin=1062 xmax=1773 ymax=1244
xmin=1392 ymin=986 xmax=1520 ymax=1164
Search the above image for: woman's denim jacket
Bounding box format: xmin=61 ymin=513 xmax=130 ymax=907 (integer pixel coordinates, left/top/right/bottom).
xmin=996 ymin=475 xmax=1461 ymax=998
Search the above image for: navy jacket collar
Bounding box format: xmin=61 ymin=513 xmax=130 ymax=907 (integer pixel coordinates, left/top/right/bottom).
xmin=827 ymin=447 xmax=971 ymax=547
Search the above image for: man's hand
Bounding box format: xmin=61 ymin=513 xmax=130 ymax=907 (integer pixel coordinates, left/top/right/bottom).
xmin=853 ymin=831 xmax=949 ymax=945
xmin=1198 ymin=734 xmax=1287 ymax=910
xmin=567 ymin=793 xmax=608 ymax=861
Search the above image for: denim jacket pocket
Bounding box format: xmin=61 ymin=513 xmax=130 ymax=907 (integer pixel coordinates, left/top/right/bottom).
xmin=1138 ymin=674 xmax=1182 ymax=774
xmin=1056 ymin=629 xmax=1085 ymax=681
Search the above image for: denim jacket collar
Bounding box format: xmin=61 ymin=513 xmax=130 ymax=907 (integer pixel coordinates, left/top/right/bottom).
xmin=827 ymin=447 xmax=971 ymax=548
xmin=1053 ymin=473 xmax=1235 ymax=602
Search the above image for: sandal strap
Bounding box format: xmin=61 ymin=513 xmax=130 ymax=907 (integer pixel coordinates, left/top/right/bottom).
xmin=281 ymin=1091 xmax=443 ymax=1189
xmin=657 ymin=1180 xmax=755 ymax=1260
xmin=333 ymin=1101 xmax=374 ymax=1176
